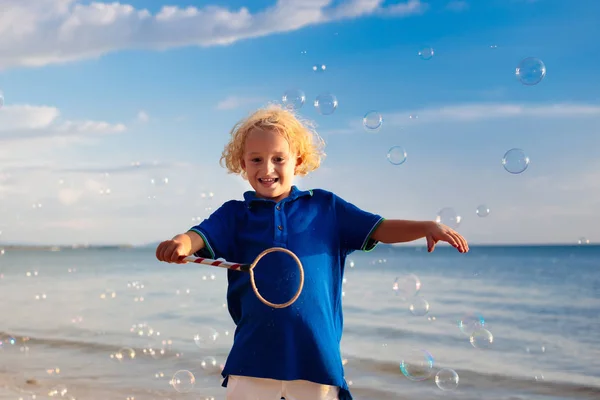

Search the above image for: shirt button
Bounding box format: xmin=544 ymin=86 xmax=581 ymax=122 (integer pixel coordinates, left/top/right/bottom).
xmin=278 ymin=225 xmax=283 ymax=231
xmin=276 ymin=205 xmax=281 ymax=210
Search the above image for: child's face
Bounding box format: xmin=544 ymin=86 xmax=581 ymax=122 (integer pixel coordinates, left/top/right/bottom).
xmin=242 ymin=128 xmax=298 ymax=202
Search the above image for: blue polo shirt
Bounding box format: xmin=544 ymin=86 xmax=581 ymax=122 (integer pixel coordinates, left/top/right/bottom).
xmin=189 ymin=186 xmax=383 ymax=400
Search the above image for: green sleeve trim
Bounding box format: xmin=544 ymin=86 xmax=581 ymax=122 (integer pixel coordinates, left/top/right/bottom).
xmin=187 ymin=229 xmax=215 ymax=259
xmin=361 ymin=217 xmax=385 ymax=252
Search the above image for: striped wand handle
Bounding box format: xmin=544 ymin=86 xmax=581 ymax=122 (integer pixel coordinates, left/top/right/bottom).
xmin=181 ymin=255 xmax=251 ymax=272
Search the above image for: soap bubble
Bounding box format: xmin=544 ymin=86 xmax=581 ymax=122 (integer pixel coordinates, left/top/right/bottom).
xmin=363 ymin=111 xmax=383 ymax=131
xmin=409 ymin=297 xmax=430 ymax=316
xmin=516 ymin=57 xmax=546 ymax=86
xmin=578 ymin=237 xmax=590 ymax=245
xmin=0 ymin=91 xmax=4 ymax=108
xmin=312 ymin=64 xmax=326 ymax=72
xmin=171 ymin=370 xmax=195 ymax=393
xmin=314 ymin=93 xmax=338 ymax=115
xmin=400 ymin=348 xmax=434 ymax=381
xmin=387 ymin=146 xmax=407 ymax=165
xmin=476 ymin=204 xmax=490 ymax=217
xmin=392 ymin=274 xmax=421 ymax=299
xmin=502 ymin=148 xmax=530 ymax=174
xmin=313 ymin=64 xmax=327 ymax=72
xmin=282 ymin=89 xmax=305 ymax=110
xmin=436 ymin=207 xmax=461 ymax=229
xmin=194 ymin=327 xmax=219 ymax=349
xmin=418 ymin=47 xmax=434 ymax=60
xmin=435 ymin=368 xmax=459 ymax=391
xmin=112 ymin=347 xmax=136 ymax=362
xmin=470 ymin=328 xmax=494 ymax=349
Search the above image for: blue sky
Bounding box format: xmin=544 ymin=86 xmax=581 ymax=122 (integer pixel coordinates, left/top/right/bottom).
xmin=0 ymin=0 xmax=599 ymax=246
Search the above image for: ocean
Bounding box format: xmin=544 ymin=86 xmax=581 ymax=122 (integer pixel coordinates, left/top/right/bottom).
xmin=0 ymin=244 xmax=599 ymax=399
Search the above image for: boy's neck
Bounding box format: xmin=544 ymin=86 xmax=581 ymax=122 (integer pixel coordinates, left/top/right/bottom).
xmin=254 ymin=187 xmax=293 ymax=203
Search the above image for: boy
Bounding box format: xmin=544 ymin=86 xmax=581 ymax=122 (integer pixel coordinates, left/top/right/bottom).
xmin=156 ymin=105 xmax=469 ymax=400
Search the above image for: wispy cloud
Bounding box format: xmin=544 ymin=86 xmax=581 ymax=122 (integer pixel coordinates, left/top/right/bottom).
xmin=0 ymin=0 xmax=427 ymax=70
xmin=322 ymin=102 xmax=600 ymax=136
xmin=215 ymin=95 xmax=267 ymax=111
xmin=383 ymin=102 xmax=600 ymax=125
xmin=136 ymin=110 xmax=149 ymax=123
xmin=0 ymin=105 xmax=126 ymax=142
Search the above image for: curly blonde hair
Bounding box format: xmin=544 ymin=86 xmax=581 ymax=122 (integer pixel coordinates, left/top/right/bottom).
xmin=220 ymin=104 xmax=326 ymax=179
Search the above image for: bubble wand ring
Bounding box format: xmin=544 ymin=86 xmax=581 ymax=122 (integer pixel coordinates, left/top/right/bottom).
xmin=182 ymin=247 xmax=304 ymax=309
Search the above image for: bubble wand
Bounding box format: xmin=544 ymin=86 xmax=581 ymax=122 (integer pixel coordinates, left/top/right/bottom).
xmin=181 ymin=247 xmax=304 ymax=309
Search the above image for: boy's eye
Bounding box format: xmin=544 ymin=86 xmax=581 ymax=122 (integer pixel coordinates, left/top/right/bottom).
xmin=251 ymin=158 xmax=261 ymax=163
xmin=274 ymin=157 xmax=285 ymax=163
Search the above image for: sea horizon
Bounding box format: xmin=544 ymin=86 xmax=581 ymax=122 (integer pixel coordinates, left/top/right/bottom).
xmin=0 ymin=241 xmax=597 ymax=250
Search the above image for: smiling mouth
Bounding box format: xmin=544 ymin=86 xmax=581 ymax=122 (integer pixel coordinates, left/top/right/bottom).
xmin=259 ymin=178 xmax=279 ymax=183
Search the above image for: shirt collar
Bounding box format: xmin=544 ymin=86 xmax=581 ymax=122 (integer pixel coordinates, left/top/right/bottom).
xmin=243 ymin=185 xmax=313 ymax=206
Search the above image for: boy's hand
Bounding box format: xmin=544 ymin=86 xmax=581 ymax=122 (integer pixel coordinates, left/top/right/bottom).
xmin=425 ymin=222 xmax=469 ymax=253
xmin=156 ymin=239 xmax=191 ymax=263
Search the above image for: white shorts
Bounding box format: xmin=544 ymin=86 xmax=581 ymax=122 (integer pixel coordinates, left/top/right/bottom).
xmin=226 ymin=375 xmax=340 ymax=400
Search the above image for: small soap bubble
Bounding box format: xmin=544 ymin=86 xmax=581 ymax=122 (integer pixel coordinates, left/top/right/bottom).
xmin=400 ymin=348 xmax=434 ymax=381
xmin=470 ymin=328 xmax=494 ymax=349
xmin=0 ymin=91 xmax=4 ymax=108
xmin=386 ymin=146 xmax=407 ymax=165
xmin=516 ymin=57 xmax=546 ymax=86
xmin=459 ymin=313 xmax=485 ymax=336
xmin=502 ymin=148 xmax=530 ymax=174
xmin=193 ymin=327 xmax=219 ymax=349
xmin=578 ymin=237 xmax=590 ymax=245
xmin=201 ymin=356 xmax=220 ymax=372
xmin=534 ymin=372 xmax=545 ymax=382
xmin=525 ymin=344 xmax=547 ymax=355
xmin=282 ymin=89 xmax=305 ymax=110
xmin=314 ymin=93 xmax=338 ymax=115
xmin=312 ymin=64 xmax=326 ymax=72
xmin=150 ymin=177 xmax=169 ymax=186
xmin=363 ymin=111 xmax=383 ymax=131
xmin=171 ymin=370 xmax=195 ymax=393
xmin=110 ymin=347 xmax=135 ymax=362
xmin=393 ymin=274 xmax=421 ymax=299
xmin=0 ymin=334 xmax=16 ymax=349
xmin=436 ymin=207 xmax=461 ymax=229
xmin=130 ymin=322 xmax=155 ymax=337
xmin=435 ymin=368 xmax=459 ymax=391
xmin=409 ymin=297 xmax=430 ymax=316
xmin=418 ymin=47 xmax=434 ymax=60
xmin=476 ymin=204 xmax=490 ymax=217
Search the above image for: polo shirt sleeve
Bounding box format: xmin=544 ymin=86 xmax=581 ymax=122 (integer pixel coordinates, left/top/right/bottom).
xmin=187 ymin=200 xmax=236 ymax=260
xmin=334 ymin=194 xmax=384 ymax=254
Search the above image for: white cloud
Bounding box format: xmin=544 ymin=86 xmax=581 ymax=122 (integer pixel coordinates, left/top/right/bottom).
xmin=0 ymin=105 xmax=60 ymax=131
xmin=0 ymin=103 xmax=126 ymax=203
xmin=0 ymin=0 xmax=427 ymax=70
xmin=384 ymin=0 xmax=428 ymax=15
xmin=136 ymin=110 xmax=149 ymax=123
xmin=389 ymin=102 xmax=600 ymax=124
xmin=215 ymin=95 xmax=267 ymax=111
xmin=0 ymin=104 xmax=126 ymax=142
xmin=322 ymin=102 xmax=600 ymax=136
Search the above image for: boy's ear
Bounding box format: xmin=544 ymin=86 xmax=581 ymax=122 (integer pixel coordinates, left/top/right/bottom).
xmin=295 ymin=156 xmax=303 ymax=172
xmin=241 ymin=159 xmax=246 ymax=170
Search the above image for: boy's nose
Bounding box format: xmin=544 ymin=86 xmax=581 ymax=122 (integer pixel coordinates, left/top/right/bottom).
xmin=262 ymin=161 xmax=275 ymax=174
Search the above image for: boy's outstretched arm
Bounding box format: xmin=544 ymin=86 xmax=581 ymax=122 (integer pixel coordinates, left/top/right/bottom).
xmin=371 ymin=219 xmax=469 ymax=253
xmin=156 ymin=231 xmax=206 ymax=263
